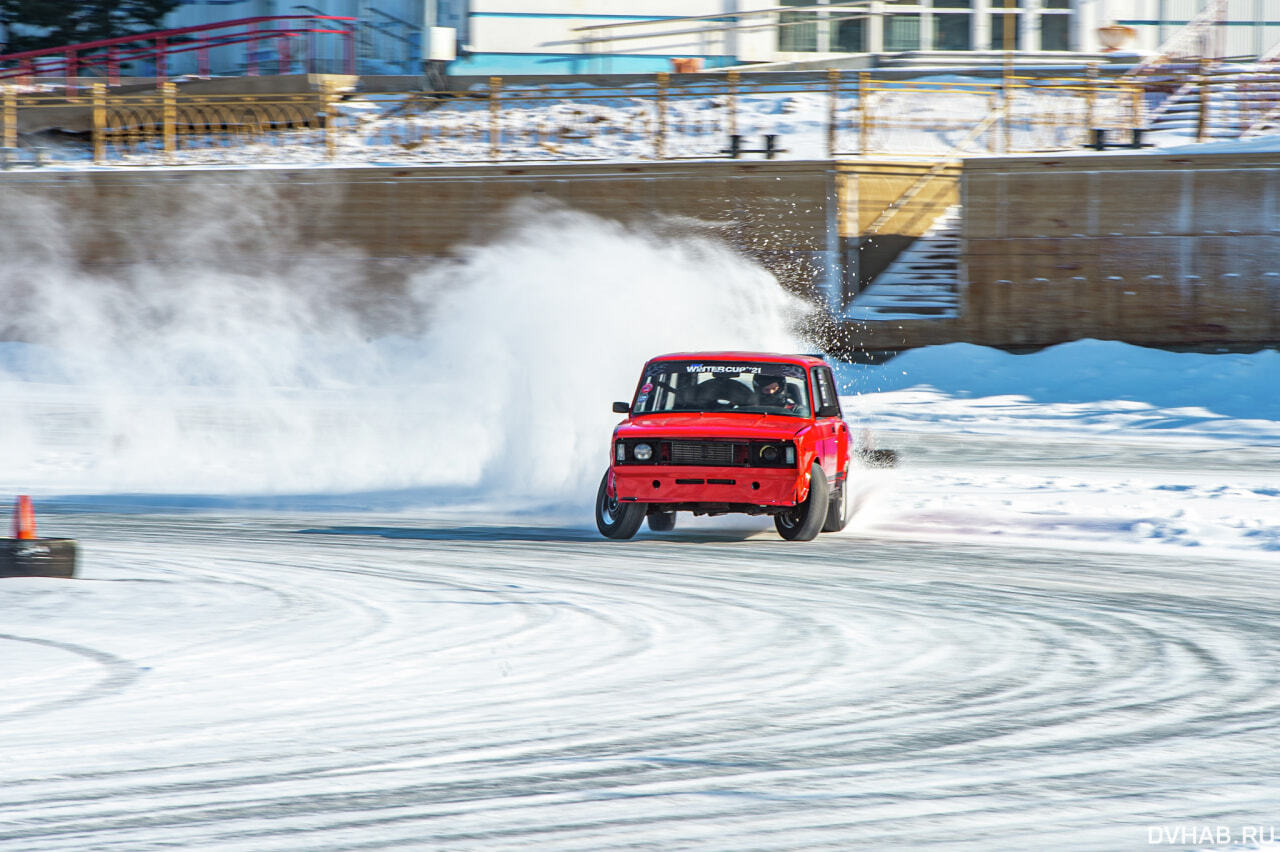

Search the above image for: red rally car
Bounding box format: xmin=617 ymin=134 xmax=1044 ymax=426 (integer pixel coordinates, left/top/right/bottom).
xmin=596 ymin=352 xmax=853 ymax=541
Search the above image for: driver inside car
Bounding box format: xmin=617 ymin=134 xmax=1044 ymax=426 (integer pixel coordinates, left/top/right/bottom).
xmin=753 ymin=374 xmax=794 ymax=409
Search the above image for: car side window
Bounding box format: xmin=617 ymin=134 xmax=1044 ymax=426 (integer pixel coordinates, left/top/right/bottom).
xmin=813 ymin=367 xmax=841 ymax=418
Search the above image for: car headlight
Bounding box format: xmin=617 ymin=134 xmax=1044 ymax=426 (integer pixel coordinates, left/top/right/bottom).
xmin=634 ymin=443 xmax=653 ymax=461
xmin=761 ymin=445 xmax=779 ymax=463
xmin=785 ymin=445 xmax=796 ymax=465
xmin=616 ymin=442 xmax=625 ymax=462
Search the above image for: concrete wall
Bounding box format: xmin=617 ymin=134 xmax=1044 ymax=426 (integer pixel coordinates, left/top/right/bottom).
xmin=5 ymin=153 xmax=1278 ymax=353
xmin=0 ymin=160 xmax=841 ymax=341
xmin=844 ymin=151 xmax=1280 ymax=353
xmin=962 ymin=152 xmax=1280 ymax=348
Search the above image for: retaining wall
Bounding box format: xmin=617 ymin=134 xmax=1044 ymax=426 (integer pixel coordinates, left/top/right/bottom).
xmin=0 ymin=160 xmax=835 ymax=270
xmin=3 ymin=153 xmax=1277 ymax=352
xmin=845 ymin=151 xmax=1280 ymax=352
xmin=0 ymin=161 xmax=842 ymax=341
xmin=964 ymin=152 xmax=1280 ymax=347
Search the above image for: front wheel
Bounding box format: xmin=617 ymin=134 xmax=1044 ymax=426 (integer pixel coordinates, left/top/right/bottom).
xmin=774 ymin=464 xmax=829 ymax=541
xmin=596 ymin=471 xmax=646 ymax=540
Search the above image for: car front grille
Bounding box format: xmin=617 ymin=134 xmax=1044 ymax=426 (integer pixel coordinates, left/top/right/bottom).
xmin=670 ymin=441 xmax=735 ymax=465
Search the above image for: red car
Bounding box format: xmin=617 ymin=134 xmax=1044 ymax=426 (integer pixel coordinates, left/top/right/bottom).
xmin=596 ymin=352 xmax=853 ymax=541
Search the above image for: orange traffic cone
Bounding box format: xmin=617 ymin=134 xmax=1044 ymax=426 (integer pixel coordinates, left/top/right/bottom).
xmin=13 ymin=495 xmax=36 ymax=540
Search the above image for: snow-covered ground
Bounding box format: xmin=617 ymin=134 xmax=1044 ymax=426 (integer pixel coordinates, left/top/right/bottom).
xmin=5 ymin=508 xmax=1279 ymax=852
xmin=837 ymin=341 xmax=1280 ymax=561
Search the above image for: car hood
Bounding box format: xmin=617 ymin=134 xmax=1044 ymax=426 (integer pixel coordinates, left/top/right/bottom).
xmin=616 ymin=412 xmax=810 ymax=441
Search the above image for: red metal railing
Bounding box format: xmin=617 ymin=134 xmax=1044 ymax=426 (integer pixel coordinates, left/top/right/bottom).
xmin=0 ymin=15 xmax=356 ymax=92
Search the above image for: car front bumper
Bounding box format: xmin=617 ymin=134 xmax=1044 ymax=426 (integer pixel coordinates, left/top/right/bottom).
xmin=611 ymin=465 xmax=806 ymax=508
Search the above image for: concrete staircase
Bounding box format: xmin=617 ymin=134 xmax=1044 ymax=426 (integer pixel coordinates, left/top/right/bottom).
xmin=844 ymin=205 xmax=962 ymax=322
xmin=1144 ymin=63 xmax=1280 ymax=141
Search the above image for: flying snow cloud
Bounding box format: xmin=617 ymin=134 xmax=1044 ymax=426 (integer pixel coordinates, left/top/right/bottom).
xmin=0 ymin=189 xmax=808 ymax=505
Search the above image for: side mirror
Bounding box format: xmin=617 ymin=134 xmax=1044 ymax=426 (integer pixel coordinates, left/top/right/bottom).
xmin=612 ymin=401 xmax=630 ymax=414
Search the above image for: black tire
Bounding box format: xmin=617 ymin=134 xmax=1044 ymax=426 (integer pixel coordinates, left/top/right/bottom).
xmin=595 ymin=471 xmax=646 ymax=540
xmin=646 ymin=510 xmax=676 ymax=532
xmin=0 ymin=539 xmax=78 ymax=578
xmin=774 ymin=464 xmax=829 ymax=541
xmin=822 ymin=468 xmax=852 ymax=533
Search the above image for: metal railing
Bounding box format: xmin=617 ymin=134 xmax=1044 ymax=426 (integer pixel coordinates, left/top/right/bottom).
xmin=1136 ymin=62 xmax=1280 ymax=141
xmin=360 ymin=8 xmax=420 ymax=73
xmin=0 ymin=15 xmax=357 ymax=90
xmin=0 ymin=72 xmax=1142 ymax=166
xmin=1120 ymin=0 xmax=1227 ymax=85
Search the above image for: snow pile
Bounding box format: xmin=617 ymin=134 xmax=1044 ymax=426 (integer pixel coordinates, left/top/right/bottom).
xmin=833 ymin=341 xmax=1280 ymax=560
xmin=839 ymin=339 xmax=1280 ymax=431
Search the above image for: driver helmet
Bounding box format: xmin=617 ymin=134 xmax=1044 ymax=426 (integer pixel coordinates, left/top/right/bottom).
xmin=753 ymin=373 xmax=787 ymax=398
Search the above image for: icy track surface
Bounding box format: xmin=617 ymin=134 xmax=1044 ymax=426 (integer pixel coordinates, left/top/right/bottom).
xmin=4 ymin=453 xmax=1280 ymax=852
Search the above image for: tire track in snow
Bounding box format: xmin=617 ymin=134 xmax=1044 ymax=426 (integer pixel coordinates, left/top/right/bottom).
xmin=2 ymin=518 xmax=1280 ymax=851
xmin=0 ymin=632 xmax=140 ymax=722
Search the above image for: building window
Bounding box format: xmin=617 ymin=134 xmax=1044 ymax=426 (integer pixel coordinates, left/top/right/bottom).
xmin=835 ymin=17 xmax=867 ymax=51
xmin=1040 ymin=13 xmax=1070 ymax=49
xmin=774 ymin=0 xmax=1068 ymax=55
xmin=930 ymin=0 xmax=973 ymax=51
xmin=779 ymin=0 xmax=819 ymax=51
xmin=989 ymin=13 xmax=1022 ymax=49
xmin=885 ymin=14 xmax=922 ymax=51
xmin=934 ymin=15 xmax=971 ymax=50
xmin=777 ymin=0 xmax=870 ymax=53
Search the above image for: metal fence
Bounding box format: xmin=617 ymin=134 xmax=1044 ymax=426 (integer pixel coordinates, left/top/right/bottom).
xmin=850 ymin=74 xmax=1141 ymax=155
xmin=0 ymin=72 xmax=1143 ymax=167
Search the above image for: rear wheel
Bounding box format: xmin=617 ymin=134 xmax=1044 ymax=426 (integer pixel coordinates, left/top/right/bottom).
xmin=822 ymin=468 xmax=851 ymax=533
xmin=595 ymin=471 xmax=645 ymax=540
xmin=774 ymin=464 xmax=829 ymax=541
xmin=646 ymin=510 xmax=676 ymax=532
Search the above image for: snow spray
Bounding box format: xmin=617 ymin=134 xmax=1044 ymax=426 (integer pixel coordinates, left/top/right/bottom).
xmin=0 ymin=190 xmax=807 ymax=507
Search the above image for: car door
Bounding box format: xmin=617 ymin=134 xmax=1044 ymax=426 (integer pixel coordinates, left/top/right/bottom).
xmin=810 ymin=366 xmax=846 ymax=481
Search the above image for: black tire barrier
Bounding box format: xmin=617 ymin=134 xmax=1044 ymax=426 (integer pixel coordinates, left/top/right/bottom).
xmin=861 ymin=448 xmax=899 ymax=468
xmin=0 ymin=539 xmax=78 ymax=578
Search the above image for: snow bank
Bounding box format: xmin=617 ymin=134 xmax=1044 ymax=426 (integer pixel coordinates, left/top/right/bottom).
xmin=832 ymin=339 xmax=1280 ymax=560
xmin=838 ymin=339 xmax=1280 ymax=425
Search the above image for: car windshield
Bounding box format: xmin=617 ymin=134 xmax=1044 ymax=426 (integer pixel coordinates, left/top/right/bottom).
xmin=632 ymin=360 xmax=811 ymax=418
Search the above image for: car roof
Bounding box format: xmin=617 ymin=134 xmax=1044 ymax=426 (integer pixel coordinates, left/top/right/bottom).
xmin=646 ymin=351 xmax=828 ymax=368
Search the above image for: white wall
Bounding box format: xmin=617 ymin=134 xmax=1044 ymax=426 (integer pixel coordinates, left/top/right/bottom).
xmin=1102 ymin=0 xmax=1280 ymax=56
xmin=467 ymin=0 xmax=733 ymax=55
